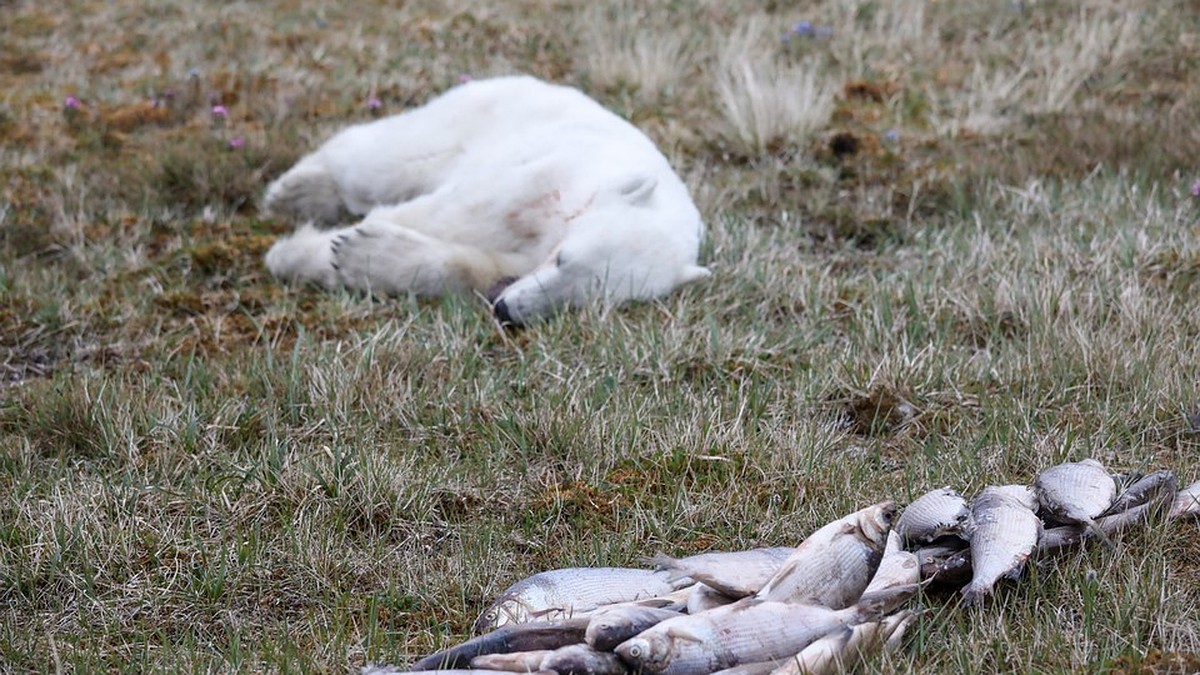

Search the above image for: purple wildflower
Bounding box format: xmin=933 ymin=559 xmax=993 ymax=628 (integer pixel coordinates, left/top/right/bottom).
xmin=792 ymin=20 xmax=815 ymax=37
xmin=883 ymin=129 xmax=900 ymax=144
xmin=1191 ymin=180 xmax=1200 ymax=198
xmin=63 ymin=95 xmax=82 ymax=110
xmin=211 ymin=105 xmax=228 ymax=118
xmin=458 ymin=73 xmax=473 ymax=84
xmin=367 ymin=97 xmax=383 ymax=111
xmin=228 ymin=136 xmax=246 ymax=150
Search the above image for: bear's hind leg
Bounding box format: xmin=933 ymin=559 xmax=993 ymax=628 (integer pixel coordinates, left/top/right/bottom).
xmin=331 ymin=218 xmax=529 ymax=297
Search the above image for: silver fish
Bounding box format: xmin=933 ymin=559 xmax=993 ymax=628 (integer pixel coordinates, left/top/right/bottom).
xmin=1039 ymin=499 xmax=1163 ymax=555
xmin=585 ymin=605 xmax=684 ymax=652
xmin=649 ymin=547 xmax=794 ymax=598
xmin=757 ymin=501 xmax=896 ymax=608
xmin=364 ymin=670 xmax=553 ymax=675
xmin=539 ymin=645 xmax=627 ymax=675
xmin=475 ymin=568 xmax=684 ymax=633
xmin=1169 ymin=480 xmax=1200 ymax=519
xmin=1041 ymin=473 xmax=1182 ymax=555
xmin=413 ymin=618 xmax=590 ymax=670
xmin=1103 ymin=470 xmax=1177 ymax=515
xmin=895 ymin=488 xmax=970 ymax=545
xmin=961 ymin=485 xmax=1042 ymax=606
xmin=769 ymin=609 xmax=918 ymax=675
xmin=1034 ymin=459 xmax=1117 ymax=544
xmin=471 ymin=651 xmax=556 ymax=672
xmin=614 ymin=585 xmax=918 ymax=675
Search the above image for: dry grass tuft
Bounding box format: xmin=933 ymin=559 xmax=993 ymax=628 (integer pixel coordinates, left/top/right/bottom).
xmin=713 ymin=19 xmax=837 ymax=155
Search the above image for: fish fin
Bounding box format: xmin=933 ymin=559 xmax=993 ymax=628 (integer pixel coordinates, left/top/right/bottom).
xmin=665 ymin=626 xmax=706 ymax=643
xmin=758 ymin=560 xmax=799 ymax=598
xmin=645 ymin=552 xmax=679 ymax=571
xmin=1002 ymin=560 xmax=1029 ymax=581
xmin=530 ymin=606 xmax=569 ymax=620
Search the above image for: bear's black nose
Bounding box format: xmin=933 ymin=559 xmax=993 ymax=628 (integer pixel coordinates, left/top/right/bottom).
xmin=493 ymin=298 xmax=515 ymax=325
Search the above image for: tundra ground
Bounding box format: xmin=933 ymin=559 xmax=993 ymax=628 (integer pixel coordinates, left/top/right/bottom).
xmin=1 ymin=0 xmax=1198 ymax=672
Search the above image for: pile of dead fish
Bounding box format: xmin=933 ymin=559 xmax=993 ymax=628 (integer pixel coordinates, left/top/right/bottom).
xmin=367 ymin=463 xmax=1200 ymax=675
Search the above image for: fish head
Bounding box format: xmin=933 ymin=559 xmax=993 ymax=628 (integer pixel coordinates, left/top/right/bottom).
xmin=585 ymin=617 xmax=620 ymax=649
xmin=855 ymin=500 xmax=898 ymax=550
xmin=615 ymin=635 xmax=672 ymax=673
xmin=472 ymin=595 xmax=533 ymax=634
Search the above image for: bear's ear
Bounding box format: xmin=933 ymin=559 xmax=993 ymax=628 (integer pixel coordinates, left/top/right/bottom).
xmin=679 ymin=265 xmax=712 ymax=285
xmin=616 ymin=174 xmax=658 ymax=206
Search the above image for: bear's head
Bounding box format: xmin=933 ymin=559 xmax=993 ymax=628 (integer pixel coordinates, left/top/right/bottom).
xmin=491 ymin=174 xmax=710 ymax=326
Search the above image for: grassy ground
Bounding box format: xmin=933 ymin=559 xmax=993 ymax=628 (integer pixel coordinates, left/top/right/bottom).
xmin=2 ymin=0 xmax=1199 ymax=672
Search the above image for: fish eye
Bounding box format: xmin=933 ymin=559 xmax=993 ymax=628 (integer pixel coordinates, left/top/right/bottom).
xmin=627 ymin=645 xmax=642 ymax=658
xmin=484 ymin=609 xmax=497 ymax=621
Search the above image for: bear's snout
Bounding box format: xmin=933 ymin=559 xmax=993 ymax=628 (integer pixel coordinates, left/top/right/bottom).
xmin=493 ymin=297 xmax=516 ymax=326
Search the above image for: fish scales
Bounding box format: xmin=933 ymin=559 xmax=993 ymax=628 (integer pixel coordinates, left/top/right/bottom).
xmin=1104 ymin=470 xmax=1178 ymax=515
xmin=650 ymin=547 xmax=794 ymax=598
xmin=770 ymin=610 xmax=917 ymax=675
xmin=475 ymin=568 xmax=682 ymax=633
xmin=757 ymin=502 xmax=896 ymax=608
xmin=961 ymin=485 xmax=1042 ymax=606
xmin=614 ymin=598 xmax=863 ymax=675
xmin=864 ymin=548 xmax=920 ymax=594
xmin=615 ymin=585 xmax=918 ymax=675
xmin=767 ymin=628 xmax=853 ymax=675
xmin=895 ymin=488 xmax=970 ymax=545
xmin=1170 ymin=480 xmax=1200 ymax=519
xmin=1034 ymin=459 xmax=1117 ymax=529
xmin=1041 ymin=480 xmax=1181 ymax=555
xmin=364 ymin=670 xmax=556 ymax=675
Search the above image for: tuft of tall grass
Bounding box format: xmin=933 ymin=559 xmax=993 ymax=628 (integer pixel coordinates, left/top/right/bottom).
xmin=714 ymin=20 xmax=836 ymax=155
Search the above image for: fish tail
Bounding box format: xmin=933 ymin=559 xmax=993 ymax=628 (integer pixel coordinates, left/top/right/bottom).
xmin=645 ymin=552 xmax=678 ymax=572
xmin=960 ymin=583 xmax=989 ymax=608
xmin=1085 ymin=519 xmax=1117 ymax=550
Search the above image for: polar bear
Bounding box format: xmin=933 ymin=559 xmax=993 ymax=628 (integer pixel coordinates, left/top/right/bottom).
xmin=262 ymin=75 xmax=710 ymax=325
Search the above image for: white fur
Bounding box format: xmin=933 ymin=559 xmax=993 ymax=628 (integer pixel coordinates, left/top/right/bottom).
xmin=263 ymin=75 xmax=709 ymax=324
